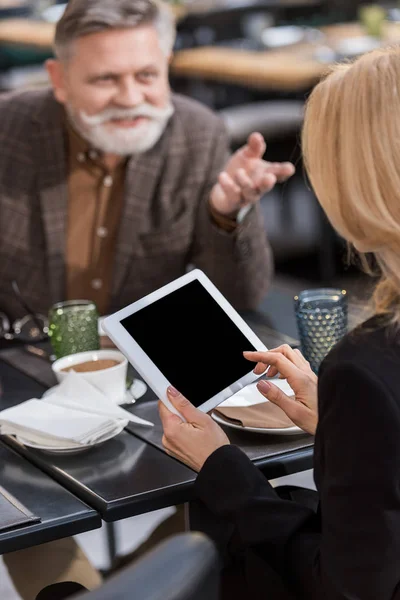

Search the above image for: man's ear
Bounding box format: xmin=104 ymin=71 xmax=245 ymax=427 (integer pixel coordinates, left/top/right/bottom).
xmin=46 ymin=59 xmax=68 ymax=104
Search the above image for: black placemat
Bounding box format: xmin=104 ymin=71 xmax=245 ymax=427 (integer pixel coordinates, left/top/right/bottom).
xmin=127 ymin=400 xmax=313 ymax=464
xmin=0 ymin=345 xmax=56 ymax=389
xmin=0 ymin=485 xmax=41 ymax=533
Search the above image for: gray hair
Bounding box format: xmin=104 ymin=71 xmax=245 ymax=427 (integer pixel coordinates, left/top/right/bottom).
xmin=54 ymin=0 xmax=176 ymax=61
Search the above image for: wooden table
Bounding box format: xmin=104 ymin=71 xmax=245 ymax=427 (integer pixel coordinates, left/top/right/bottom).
xmin=1 ymin=19 xmax=400 ymax=91
xmin=171 ymin=22 xmax=400 ymax=91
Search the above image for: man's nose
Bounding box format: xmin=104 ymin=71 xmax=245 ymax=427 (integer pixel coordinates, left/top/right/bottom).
xmin=114 ymin=77 xmax=144 ymax=107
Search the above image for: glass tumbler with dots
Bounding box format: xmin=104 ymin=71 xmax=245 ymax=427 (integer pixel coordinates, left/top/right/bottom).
xmin=48 ymin=300 xmax=100 ymax=360
xmin=294 ymin=289 xmax=348 ymax=373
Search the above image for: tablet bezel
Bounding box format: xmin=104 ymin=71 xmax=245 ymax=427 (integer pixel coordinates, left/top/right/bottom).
xmin=102 ymin=269 xmax=267 ymax=417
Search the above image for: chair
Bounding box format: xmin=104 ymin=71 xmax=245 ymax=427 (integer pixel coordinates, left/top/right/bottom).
xmin=219 ymin=100 xmax=339 ymax=282
xmin=219 ymin=100 xmax=304 ymax=148
xmin=36 ymin=533 xmax=220 ymax=600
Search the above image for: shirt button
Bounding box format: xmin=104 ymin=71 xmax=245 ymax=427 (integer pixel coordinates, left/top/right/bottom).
xmin=77 ymin=152 xmax=86 ymax=163
xmin=103 ymin=175 xmax=113 ymax=187
xmin=91 ymin=278 xmax=103 ymax=290
xmin=97 ymin=226 xmax=108 ymax=238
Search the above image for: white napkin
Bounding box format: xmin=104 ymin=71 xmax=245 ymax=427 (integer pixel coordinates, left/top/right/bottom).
xmin=45 ymin=372 xmax=153 ymax=428
xmin=0 ymin=372 xmax=153 ymax=449
xmin=218 ymin=379 xmax=294 ymax=408
xmin=0 ymin=400 xmax=123 ymax=448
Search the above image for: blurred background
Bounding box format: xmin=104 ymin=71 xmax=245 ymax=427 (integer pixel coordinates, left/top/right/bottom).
xmin=0 ymin=0 xmax=394 ymax=296
xmin=0 ymin=3 xmax=394 ymax=597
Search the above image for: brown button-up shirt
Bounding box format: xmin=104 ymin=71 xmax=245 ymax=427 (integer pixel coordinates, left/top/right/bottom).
xmin=65 ymin=123 xmax=126 ymax=315
xmin=65 ymin=121 xmax=236 ymax=316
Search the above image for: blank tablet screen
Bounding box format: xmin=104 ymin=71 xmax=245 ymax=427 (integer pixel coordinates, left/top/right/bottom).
xmin=120 ymin=279 xmax=257 ymax=407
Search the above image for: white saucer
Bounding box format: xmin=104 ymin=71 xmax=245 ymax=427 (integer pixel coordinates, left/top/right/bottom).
xmin=42 ymin=379 xmax=147 ymax=405
xmin=211 ymin=411 xmax=303 ymax=436
xmin=14 ymin=421 xmax=126 ymax=455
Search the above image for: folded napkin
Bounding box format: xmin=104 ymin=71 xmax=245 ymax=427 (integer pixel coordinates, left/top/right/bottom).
xmin=0 ymin=400 xmax=123 ymax=448
xmin=214 ymin=380 xmax=296 ymax=429
xmin=0 ymin=372 xmax=153 ymax=449
xmin=46 ymin=372 xmax=153 ymax=428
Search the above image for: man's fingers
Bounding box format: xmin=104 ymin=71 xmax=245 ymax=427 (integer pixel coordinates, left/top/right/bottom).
xmin=265 ymin=162 xmax=295 ymax=182
xmin=166 ymin=386 xmax=209 ymax=425
xmin=258 ymin=172 xmax=277 ymax=194
xmin=235 ymin=168 xmax=260 ymax=203
xmin=243 ymin=132 xmax=266 ymax=159
xmin=218 ymin=171 xmax=241 ymax=199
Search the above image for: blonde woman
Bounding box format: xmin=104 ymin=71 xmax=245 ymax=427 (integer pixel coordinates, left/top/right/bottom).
xmin=159 ymin=46 xmax=400 ymax=600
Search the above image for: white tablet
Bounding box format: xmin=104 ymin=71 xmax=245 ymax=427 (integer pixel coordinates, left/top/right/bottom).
xmin=102 ymin=269 xmax=267 ymax=417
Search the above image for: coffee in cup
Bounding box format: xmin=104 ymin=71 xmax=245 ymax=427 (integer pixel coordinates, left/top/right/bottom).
xmin=61 ymin=359 xmax=121 ymax=373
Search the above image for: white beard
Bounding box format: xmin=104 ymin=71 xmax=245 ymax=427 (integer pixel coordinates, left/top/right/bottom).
xmin=66 ymin=101 xmax=174 ymax=155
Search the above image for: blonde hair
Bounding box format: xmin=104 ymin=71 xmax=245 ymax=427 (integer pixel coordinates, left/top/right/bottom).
xmin=302 ymin=46 xmax=400 ymax=325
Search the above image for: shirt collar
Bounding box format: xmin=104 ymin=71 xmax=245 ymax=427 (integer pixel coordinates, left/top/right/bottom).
xmin=64 ymin=112 xmax=104 ymax=166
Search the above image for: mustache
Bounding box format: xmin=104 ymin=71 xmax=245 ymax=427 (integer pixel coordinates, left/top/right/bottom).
xmin=80 ymin=103 xmax=174 ymax=126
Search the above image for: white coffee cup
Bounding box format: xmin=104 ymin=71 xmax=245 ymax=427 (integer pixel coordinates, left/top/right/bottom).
xmin=52 ymin=349 xmax=128 ymax=404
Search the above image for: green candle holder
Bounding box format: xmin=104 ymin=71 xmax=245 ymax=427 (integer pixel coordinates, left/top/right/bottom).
xmin=48 ymin=300 xmax=100 ymax=359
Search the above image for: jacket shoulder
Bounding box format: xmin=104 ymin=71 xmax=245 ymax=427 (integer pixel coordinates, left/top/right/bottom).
xmin=320 ymin=318 xmax=400 ymax=398
xmin=171 ymin=93 xmax=226 ymax=138
xmin=0 ymin=87 xmax=54 ymax=134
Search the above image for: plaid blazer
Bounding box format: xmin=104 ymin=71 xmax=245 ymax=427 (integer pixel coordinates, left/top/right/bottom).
xmin=0 ymin=89 xmax=272 ymax=320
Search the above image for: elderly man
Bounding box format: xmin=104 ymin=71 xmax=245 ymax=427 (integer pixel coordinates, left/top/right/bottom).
xmin=0 ymin=0 xmax=293 ymax=324
xmin=1 ymin=0 xmax=294 ymax=597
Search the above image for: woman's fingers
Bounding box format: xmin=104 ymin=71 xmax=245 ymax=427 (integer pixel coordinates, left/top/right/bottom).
xmin=245 ymin=345 xmax=312 ymax=378
xmin=269 ymin=345 xmax=308 ymax=369
xmin=257 ymin=379 xmax=316 ymax=434
xmin=257 ymin=380 xmax=298 ymax=418
xmin=244 ymin=349 xmax=301 ymax=380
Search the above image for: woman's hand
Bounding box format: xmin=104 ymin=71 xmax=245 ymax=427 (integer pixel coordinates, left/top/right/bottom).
xmin=244 ymin=345 xmax=318 ymax=435
xmin=158 ymin=386 xmax=230 ymax=472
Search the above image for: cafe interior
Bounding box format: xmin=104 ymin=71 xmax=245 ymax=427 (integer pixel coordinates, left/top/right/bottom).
xmin=0 ymin=0 xmax=398 ymax=598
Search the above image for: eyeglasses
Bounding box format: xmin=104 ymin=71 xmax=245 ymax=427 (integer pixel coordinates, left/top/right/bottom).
xmin=0 ymin=280 xmax=49 ymax=343
xmin=0 ymin=312 xmax=48 ymax=343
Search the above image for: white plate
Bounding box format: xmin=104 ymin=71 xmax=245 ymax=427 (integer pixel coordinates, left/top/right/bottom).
xmin=14 ymin=421 xmax=126 ymax=455
xmin=42 ymin=379 xmax=147 ymax=405
xmin=211 ymin=411 xmax=303 ymax=435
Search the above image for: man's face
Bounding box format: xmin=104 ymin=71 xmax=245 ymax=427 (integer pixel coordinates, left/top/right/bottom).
xmin=47 ymin=25 xmax=173 ymax=155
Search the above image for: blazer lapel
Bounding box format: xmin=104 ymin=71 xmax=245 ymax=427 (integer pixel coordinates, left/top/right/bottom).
xmin=111 ymin=132 xmax=169 ymax=297
xmin=32 ymin=93 xmax=68 ymax=305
